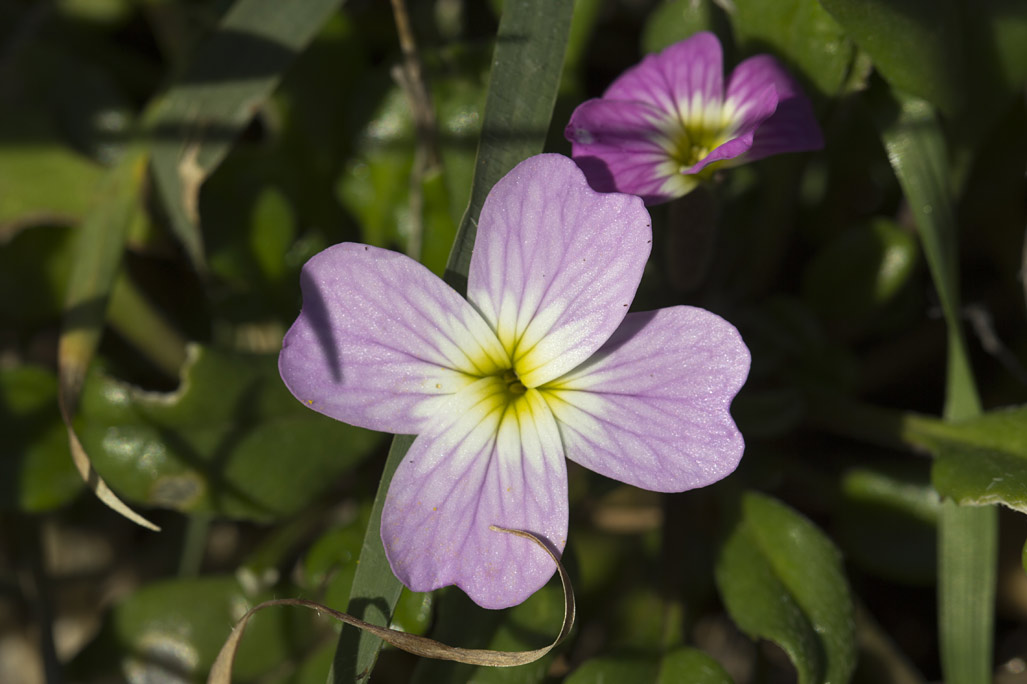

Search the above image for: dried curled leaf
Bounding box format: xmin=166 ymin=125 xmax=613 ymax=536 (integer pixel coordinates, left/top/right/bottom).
xmin=208 ymin=527 xmax=575 ymax=682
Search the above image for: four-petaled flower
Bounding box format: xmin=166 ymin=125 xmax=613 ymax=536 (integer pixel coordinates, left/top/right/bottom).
xmin=565 ymin=32 xmax=823 ymax=205
xmin=279 ymin=154 xmax=750 ymax=609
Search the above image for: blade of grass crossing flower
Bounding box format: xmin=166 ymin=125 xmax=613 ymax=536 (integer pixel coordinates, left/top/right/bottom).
xmin=329 ymin=2 xmax=574 ymax=681
xmin=443 ymin=0 xmax=574 ymax=294
xmin=58 ymin=145 xmax=160 ymax=531
xmin=877 ymin=93 xmax=994 ymax=684
xmin=328 ymin=434 xmax=412 ymax=682
xmin=147 ymin=0 xmax=347 ymax=273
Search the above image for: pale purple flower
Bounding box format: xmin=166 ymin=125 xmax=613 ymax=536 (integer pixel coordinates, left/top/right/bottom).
xmin=279 ymin=154 xmax=750 ymax=609
xmin=565 ymin=32 xmax=823 ymax=205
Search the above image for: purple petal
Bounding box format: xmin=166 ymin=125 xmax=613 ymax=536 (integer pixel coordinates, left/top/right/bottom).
xmin=727 ymin=55 xmax=823 ymax=160
xmin=542 ymin=307 xmax=750 ymax=492
xmin=604 ymin=32 xmax=725 ymax=115
xmin=467 ymin=154 xmax=652 ymax=388
xmin=566 ymin=99 xmax=692 ymax=203
xmin=381 ymin=380 xmax=568 ymax=609
xmin=279 ymin=244 xmax=508 ymax=435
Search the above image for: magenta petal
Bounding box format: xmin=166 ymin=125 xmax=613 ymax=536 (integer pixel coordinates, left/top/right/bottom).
xmin=566 ymin=99 xmax=680 ymax=202
xmin=381 ymin=381 xmax=568 ymax=609
xmin=467 ymin=154 xmax=652 ymax=388
xmin=279 ymin=244 xmax=507 ymax=435
xmin=727 ymin=55 xmax=823 ymax=159
xmin=604 ymin=32 xmax=724 ymax=114
xmin=543 ymin=307 xmax=750 ymax=492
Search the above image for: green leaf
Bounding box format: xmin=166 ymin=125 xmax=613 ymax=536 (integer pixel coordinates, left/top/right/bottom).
xmin=566 ymin=648 xmax=732 ymax=684
xmin=730 ymin=0 xmax=854 ymax=98
xmin=657 ymin=648 xmax=734 ymax=684
xmin=328 ymin=2 xmax=574 ymax=681
xmin=566 ymin=654 xmax=660 ymax=683
xmin=148 ymin=0 xmax=347 ymax=272
xmin=77 ymin=344 xmax=381 ymax=520
xmin=715 ymin=492 xmax=856 ymax=684
xmin=71 ymin=575 xmax=317 ymax=682
xmin=643 ymin=0 xmax=730 ymax=55
xmin=0 ymin=366 xmax=81 ymax=512
xmin=911 ymin=405 xmax=1027 ymax=512
xmin=818 ymin=0 xmax=966 ymax=115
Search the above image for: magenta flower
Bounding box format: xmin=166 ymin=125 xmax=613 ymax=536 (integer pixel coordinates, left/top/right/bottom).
xmin=279 ymin=154 xmax=750 ymax=609
xmin=565 ymin=32 xmax=823 ymax=205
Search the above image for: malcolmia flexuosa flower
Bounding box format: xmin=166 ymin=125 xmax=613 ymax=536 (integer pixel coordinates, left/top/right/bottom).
xmin=565 ymin=32 xmax=822 ymax=205
xmin=279 ymin=154 xmax=750 ymax=609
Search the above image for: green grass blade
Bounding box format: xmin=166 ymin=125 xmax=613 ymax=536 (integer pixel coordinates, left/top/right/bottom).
xmin=147 ymin=0 xmax=347 ymax=273
xmin=327 ymin=2 xmax=573 ymax=681
xmin=443 ymin=0 xmax=574 ymax=295
xmin=877 ymin=93 xmax=994 ymax=684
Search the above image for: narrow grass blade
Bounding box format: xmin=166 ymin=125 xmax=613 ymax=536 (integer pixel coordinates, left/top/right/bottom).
xmin=877 ymin=93 xmax=994 ymax=684
xmin=329 ymin=2 xmax=573 ymax=681
xmin=443 ymin=0 xmax=574 ymax=294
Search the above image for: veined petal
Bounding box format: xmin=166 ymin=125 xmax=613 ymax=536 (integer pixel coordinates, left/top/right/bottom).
xmin=467 ymin=154 xmax=652 ymax=388
xmin=381 ymin=379 xmax=568 ymax=609
xmin=727 ymin=55 xmax=823 ymax=160
xmin=541 ymin=307 xmax=750 ymax=492
xmin=279 ymin=243 xmax=507 ymax=435
xmin=604 ymin=32 xmax=724 ymax=118
xmin=566 ymin=99 xmax=696 ymax=204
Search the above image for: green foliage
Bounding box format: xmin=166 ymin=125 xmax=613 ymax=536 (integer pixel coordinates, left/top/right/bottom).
xmin=77 ymin=345 xmax=381 ymax=519
xmin=2 ymin=0 xmax=1026 ymax=682
xmin=731 ymin=0 xmax=854 ymax=98
xmin=73 ymin=575 xmax=319 ymax=682
xmin=716 ymin=492 xmax=856 ymax=684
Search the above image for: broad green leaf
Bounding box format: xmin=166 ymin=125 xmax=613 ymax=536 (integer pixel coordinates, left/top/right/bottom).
xmin=0 ymin=366 xmax=81 ymax=512
xmin=801 ymin=219 xmax=917 ymax=323
xmin=411 ymin=585 xmax=565 ymax=684
xmin=77 ymin=344 xmax=381 ymax=520
xmin=330 ymin=2 xmax=574 ymax=681
xmin=818 ymin=0 xmax=965 ymax=116
xmin=71 ymin=575 xmax=317 ymax=682
xmin=148 ymin=0 xmax=348 ymax=272
xmin=566 ymin=654 xmax=660 ymax=683
xmin=658 ymin=648 xmax=734 ymax=684
xmin=0 ymin=128 xmax=104 ymax=230
xmin=914 ymin=405 xmax=1027 ymax=512
xmin=643 ymin=0 xmax=730 ymax=55
xmin=730 ymin=0 xmax=853 ymax=98
xmin=715 ymin=492 xmax=856 ymax=684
